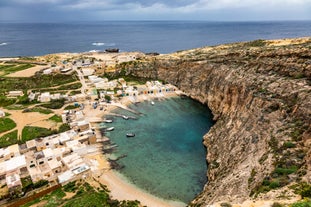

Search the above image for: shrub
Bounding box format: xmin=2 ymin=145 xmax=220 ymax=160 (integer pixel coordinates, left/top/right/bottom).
xmin=272 ymin=202 xmax=284 ymax=207
xmin=41 ymin=99 xmax=65 ymax=109
xmin=220 ymin=203 xmax=232 ymax=207
xmin=269 ymin=180 xmax=281 ymax=189
xmin=63 ymin=181 xmax=77 ymax=192
xmin=291 ymin=199 xmax=311 ymax=207
xmin=49 ymin=114 xmax=62 ymax=122
xmin=283 ymin=142 xmax=296 ymax=149
xmin=23 ymin=107 xmax=53 ymax=114
xmin=274 ymin=166 xmax=298 ymax=176
xmin=58 ymin=123 xmax=70 ymax=133
xmin=33 ymin=180 xmax=49 ymax=188
xmin=64 ymin=104 xmax=79 ymax=110
xmin=292 ymin=183 xmax=311 ymax=198
xmin=0 ymin=96 xmax=16 ymax=107
xmin=246 ymin=39 xmax=266 ymax=47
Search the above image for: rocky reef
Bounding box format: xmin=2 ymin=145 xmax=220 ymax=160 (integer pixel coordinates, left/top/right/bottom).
xmin=113 ymin=38 xmax=311 ymax=205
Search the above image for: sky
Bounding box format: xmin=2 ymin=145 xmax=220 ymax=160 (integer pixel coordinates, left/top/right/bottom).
xmin=0 ymin=0 xmax=311 ymax=22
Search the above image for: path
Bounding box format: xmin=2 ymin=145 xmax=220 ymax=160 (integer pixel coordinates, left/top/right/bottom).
xmin=0 ymin=109 xmax=56 ymax=139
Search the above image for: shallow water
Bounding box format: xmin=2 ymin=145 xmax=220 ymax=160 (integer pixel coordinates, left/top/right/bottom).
xmin=103 ymin=97 xmax=214 ymax=203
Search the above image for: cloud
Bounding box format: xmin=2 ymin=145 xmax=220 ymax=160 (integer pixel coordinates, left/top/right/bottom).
xmin=1 ymin=0 xmax=311 ymax=21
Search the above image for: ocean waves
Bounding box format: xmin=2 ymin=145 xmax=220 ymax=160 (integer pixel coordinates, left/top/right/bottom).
xmin=0 ymin=43 xmax=8 ymax=46
xmin=92 ymin=42 xmax=116 ymax=46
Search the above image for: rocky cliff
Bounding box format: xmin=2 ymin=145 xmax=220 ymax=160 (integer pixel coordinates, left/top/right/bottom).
xmin=114 ymin=38 xmax=311 ymax=205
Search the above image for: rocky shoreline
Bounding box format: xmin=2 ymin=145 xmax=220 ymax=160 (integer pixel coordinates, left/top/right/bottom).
xmin=111 ymin=37 xmax=311 ymax=205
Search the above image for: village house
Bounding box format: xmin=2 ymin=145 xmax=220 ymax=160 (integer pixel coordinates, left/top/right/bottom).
xmin=0 ymin=144 xmax=21 ymax=161
xmin=38 ymin=92 xmax=51 ymax=103
xmin=28 ymin=92 xmax=36 ymax=102
xmin=82 ymin=68 xmax=94 ymax=76
xmin=7 ymin=91 xmax=24 ymax=97
xmin=6 ymin=173 xmax=22 ymax=196
xmin=60 ymin=67 xmax=72 ymax=73
xmin=0 ymin=155 xmax=27 ymax=185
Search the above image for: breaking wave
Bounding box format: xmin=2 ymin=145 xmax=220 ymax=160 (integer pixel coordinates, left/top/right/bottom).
xmin=0 ymin=42 xmax=8 ymax=46
xmin=92 ymin=42 xmax=116 ymax=46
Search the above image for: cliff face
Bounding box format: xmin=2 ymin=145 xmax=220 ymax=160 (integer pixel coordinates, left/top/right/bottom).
xmin=114 ymin=38 xmax=311 ymax=205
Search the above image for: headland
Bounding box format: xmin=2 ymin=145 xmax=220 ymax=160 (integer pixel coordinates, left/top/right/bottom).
xmin=0 ymin=37 xmax=310 ymax=207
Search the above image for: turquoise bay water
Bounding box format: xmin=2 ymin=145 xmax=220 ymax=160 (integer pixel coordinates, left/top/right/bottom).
xmin=103 ymin=97 xmax=214 ymax=203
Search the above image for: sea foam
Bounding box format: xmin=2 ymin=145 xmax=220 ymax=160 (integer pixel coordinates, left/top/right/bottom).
xmin=92 ymin=42 xmax=116 ymax=46
xmin=0 ymin=42 xmax=8 ymax=46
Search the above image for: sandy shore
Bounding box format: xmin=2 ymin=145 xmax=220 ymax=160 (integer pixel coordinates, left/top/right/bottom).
xmin=99 ymin=170 xmax=186 ymax=207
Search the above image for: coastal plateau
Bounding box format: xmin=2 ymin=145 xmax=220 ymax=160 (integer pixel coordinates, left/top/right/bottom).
xmin=113 ymin=38 xmax=311 ymax=205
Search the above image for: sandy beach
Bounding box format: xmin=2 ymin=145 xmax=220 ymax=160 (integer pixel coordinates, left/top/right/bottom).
xmin=98 ymin=170 xmax=186 ymax=207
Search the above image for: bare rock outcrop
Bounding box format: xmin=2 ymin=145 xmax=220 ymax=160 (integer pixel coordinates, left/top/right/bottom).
xmin=113 ymin=38 xmax=311 ymax=205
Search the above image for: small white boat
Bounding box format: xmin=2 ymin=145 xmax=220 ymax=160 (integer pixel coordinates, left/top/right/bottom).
xmin=106 ymin=127 xmax=115 ymax=131
xmin=126 ymin=133 xmax=135 ymax=137
xmin=122 ymin=115 xmax=129 ymax=120
xmin=151 ymin=101 xmax=155 ymax=105
xmin=104 ymin=119 xmax=113 ymax=123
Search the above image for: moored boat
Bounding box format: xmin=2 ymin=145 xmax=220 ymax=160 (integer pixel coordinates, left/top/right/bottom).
xmin=122 ymin=115 xmax=129 ymax=120
xmin=104 ymin=119 xmax=113 ymax=123
xmin=106 ymin=127 xmax=115 ymax=131
xmin=126 ymin=133 xmax=135 ymax=137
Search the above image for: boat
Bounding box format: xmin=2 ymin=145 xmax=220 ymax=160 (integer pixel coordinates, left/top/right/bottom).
xmin=122 ymin=115 xmax=129 ymax=120
xmin=106 ymin=127 xmax=115 ymax=131
xmin=126 ymin=133 xmax=135 ymax=137
xmin=104 ymin=119 xmax=113 ymax=123
xmin=151 ymin=101 xmax=154 ymax=105
xmin=105 ymin=48 xmax=119 ymax=53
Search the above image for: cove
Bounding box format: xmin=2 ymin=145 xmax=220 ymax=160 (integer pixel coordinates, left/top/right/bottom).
xmin=103 ymin=97 xmax=214 ymax=203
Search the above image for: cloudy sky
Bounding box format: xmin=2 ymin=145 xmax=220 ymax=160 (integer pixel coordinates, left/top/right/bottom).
xmin=0 ymin=0 xmax=311 ymax=22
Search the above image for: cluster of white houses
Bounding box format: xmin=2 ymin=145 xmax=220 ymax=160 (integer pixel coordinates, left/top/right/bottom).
xmin=120 ymin=81 xmax=177 ymax=97
xmin=0 ymin=114 xmax=99 ymax=196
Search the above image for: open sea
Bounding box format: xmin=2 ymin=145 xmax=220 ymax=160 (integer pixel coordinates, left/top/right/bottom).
xmin=0 ymin=21 xmax=311 ymax=57
xmin=103 ymin=97 xmax=214 ymax=204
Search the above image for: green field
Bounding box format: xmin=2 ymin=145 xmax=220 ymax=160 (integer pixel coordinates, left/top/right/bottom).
xmin=0 ymin=73 xmax=78 ymax=95
xmin=21 ymin=126 xmax=56 ymax=142
xmin=0 ymin=63 xmax=34 ymax=76
xmin=0 ymin=130 xmax=19 ymax=148
xmin=0 ymin=117 xmax=17 ymax=133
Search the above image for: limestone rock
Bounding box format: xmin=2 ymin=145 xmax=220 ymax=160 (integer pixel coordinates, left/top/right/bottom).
xmin=113 ymin=37 xmax=311 ymax=205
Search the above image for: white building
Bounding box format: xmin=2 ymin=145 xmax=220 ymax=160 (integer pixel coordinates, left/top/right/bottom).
xmin=82 ymin=68 xmax=95 ymax=76
xmin=8 ymin=91 xmax=24 ymax=97
xmin=39 ymin=92 xmax=51 ymax=103
xmin=0 ymin=110 xmax=5 ymax=117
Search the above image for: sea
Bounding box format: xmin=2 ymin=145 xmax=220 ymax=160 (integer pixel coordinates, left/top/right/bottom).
xmin=0 ymin=21 xmax=311 ymax=57
xmin=103 ymin=97 xmax=214 ymax=204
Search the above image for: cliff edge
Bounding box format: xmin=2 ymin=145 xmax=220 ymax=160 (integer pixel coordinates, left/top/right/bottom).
xmin=113 ymin=37 xmax=311 ymax=205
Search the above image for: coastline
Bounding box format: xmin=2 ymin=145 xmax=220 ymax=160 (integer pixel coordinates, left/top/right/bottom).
xmin=99 ymin=170 xmax=186 ymax=207
xmin=86 ymin=92 xmax=187 ymax=207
